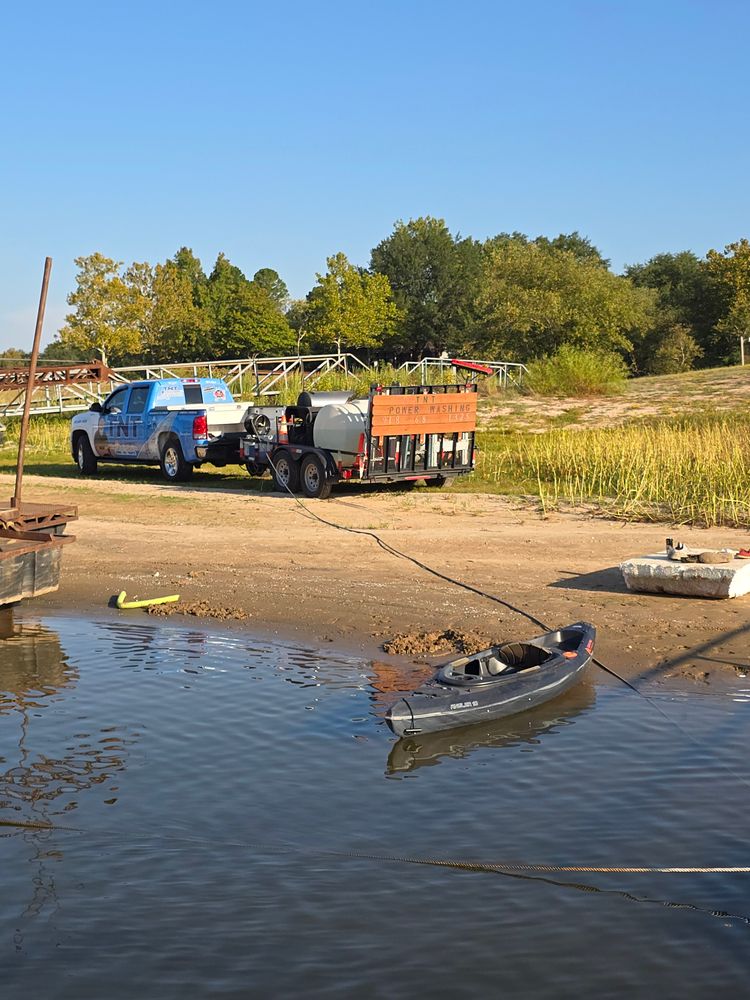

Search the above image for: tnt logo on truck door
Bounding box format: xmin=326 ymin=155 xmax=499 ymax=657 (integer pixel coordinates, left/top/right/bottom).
xmin=101 ymin=384 xmax=150 ymax=458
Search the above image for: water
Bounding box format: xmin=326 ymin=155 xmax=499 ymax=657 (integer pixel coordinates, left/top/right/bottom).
xmin=1 ymin=612 xmax=749 ymax=998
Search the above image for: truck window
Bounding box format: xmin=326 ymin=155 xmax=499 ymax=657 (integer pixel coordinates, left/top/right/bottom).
xmin=104 ymin=387 xmax=129 ymax=413
xmin=184 ymin=384 xmax=203 ymax=404
xmin=127 ymin=386 xmax=150 ymax=414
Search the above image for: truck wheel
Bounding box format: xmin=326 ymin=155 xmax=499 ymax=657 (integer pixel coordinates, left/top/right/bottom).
xmin=272 ymin=450 xmax=300 ymax=493
xmin=160 ymin=438 xmax=194 ymax=482
xmin=245 ymin=461 xmax=267 ymax=477
xmin=300 ymin=454 xmax=332 ymax=500
xmin=75 ymin=434 xmax=98 ymax=475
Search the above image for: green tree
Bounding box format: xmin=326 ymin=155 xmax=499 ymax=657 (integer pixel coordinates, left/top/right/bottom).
xmin=370 ymin=217 xmax=483 ymax=356
xmin=286 ymin=298 xmax=313 ymax=355
xmin=306 ymin=252 xmax=399 ymax=355
xmin=205 ymin=254 xmax=294 ymax=357
xmin=475 ymin=240 xmax=654 ymax=360
xmin=626 ymin=251 xmax=724 ymax=367
xmin=534 ymin=231 xmax=610 ymax=268
xmin=146 ymin=260 xmax=211 ymax=361
xmin=38 ymin=340 xmax=87 ymax=362
xmin=643 ymin=324 xmax=703 ymax=375
xmin=252 ymin=268 xmax=289 ymax=312
xmin=0 ymin=347 xmax=29 ymax=363
xmin=705 ymin=239 xmax=750 ymax=364
xmin=59 ymin=253 xmax=151 ymax=365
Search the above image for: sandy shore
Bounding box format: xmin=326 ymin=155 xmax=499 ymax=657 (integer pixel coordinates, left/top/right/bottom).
xmin=10 ymin=471 xmax=750 ymax=690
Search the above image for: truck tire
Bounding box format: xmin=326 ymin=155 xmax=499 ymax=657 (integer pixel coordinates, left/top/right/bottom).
xmin=271 ymin=450 xmax=300 ymax=493
xmin=245 ymin=461 xmax=267 ymax=477
xmin=299 ymin=454 xmax=332 ymax=500
xmin=160 ymin=437 xmax=194 ymax=482
xmin=74 ymin=434 xmax=98 ymax=475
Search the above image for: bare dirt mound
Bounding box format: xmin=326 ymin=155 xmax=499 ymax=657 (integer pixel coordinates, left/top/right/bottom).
xmin=383 ymin=628 xmax=490 ymax=656
xmin=148 ymin=601 xmax=249 ymax=622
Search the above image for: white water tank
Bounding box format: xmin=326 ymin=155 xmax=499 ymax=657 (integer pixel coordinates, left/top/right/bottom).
xmin=312 ymin=399 xmax=369 ymax=465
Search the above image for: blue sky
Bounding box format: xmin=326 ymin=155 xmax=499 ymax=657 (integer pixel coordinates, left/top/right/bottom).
xmin=2 ymin=0 xmax=748 ymax=349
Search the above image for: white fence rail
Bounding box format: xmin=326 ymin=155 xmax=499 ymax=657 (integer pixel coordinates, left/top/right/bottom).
xmin=0 ymin=352 xmax=524 ymax=419
xmin=398 ymin=357 xmax=528 ymax=387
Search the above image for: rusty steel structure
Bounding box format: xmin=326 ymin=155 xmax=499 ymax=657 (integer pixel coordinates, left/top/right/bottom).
xmin=1 ymin=258 xmax=77 ymax=608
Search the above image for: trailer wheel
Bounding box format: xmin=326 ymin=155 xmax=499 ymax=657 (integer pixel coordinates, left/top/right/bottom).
xmin=160 ymin=437 xmax=194 ymax=482
xmin=74 ymin=434 xmax=98 ymax=475
xmin=272 ymin=450 xmax=300 ymax=493
xmin=300 ymin=454 xmax=332 ymax=500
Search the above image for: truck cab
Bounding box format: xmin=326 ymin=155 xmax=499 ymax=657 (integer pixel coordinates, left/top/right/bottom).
xmin=71 ymin=378 xmax=250 ymax=482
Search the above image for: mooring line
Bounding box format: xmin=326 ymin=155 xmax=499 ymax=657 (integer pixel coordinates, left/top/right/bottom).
xmin=2 ymin=815 xmax=748 ymax=875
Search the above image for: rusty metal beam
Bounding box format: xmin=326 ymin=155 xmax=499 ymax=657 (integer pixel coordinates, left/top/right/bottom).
xmin=12 ymin=258 xmax=51 ymax=509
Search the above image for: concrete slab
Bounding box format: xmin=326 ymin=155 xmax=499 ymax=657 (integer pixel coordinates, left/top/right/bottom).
xmin=619 ymin=554 xmax=750 ymax=599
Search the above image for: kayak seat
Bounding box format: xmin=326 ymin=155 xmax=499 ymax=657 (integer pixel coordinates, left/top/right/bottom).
xmin=486 ymin=656 xmax=512 ymax=676
xmin=497 ymin=642 xmax=552 ymax=670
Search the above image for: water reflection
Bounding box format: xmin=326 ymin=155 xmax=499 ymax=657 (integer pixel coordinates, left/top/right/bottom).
xmin=0 ymin=613 xmax=135 ymax=929
xmin=386 ymin=681 xmax=596 ymax=775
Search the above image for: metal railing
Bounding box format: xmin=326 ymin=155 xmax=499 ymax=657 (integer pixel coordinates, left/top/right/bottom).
xmin=397 ymin=357 xmax=528 ymax=387
xmin=0 ymin=352 xmax=524 ymax=419
xmin=0 ymin=353 xmax=368 ymax=419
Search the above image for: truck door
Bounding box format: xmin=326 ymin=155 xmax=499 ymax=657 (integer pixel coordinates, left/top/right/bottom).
xmin=124 ymin=384 xmax=151 ymax=457
xmin=98 ymin=385 xmax=131 ymax=457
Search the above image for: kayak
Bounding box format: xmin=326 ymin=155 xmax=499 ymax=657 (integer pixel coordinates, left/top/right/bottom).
xmin=386 ymin=681 xmax=596 ymax=775
xmin=386 ymin=622 xmax=596 ymax=737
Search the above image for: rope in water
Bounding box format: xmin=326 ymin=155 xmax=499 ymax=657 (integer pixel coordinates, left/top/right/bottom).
xmin=2 ymin=817 xmax=748 ymax=874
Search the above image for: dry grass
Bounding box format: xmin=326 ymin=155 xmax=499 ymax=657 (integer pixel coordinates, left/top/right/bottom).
xmin=478 ymin=415 xmax=750 ymax=527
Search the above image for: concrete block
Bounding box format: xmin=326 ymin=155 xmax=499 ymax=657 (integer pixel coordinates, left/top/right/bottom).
xmin=619 ymin=554 xmax=750 ymax=599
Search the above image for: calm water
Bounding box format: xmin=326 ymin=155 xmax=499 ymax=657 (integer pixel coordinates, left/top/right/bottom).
xmin=1 ymin=612 xmax=750 ymax=998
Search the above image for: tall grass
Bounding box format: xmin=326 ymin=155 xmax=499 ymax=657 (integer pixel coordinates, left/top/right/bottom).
xmin=2 ymin=414 xmax=70 ymax=454
xmin=477 ymin=414 xmax=750 ymax=527
xmin=524 ymin=345 xmax=629 ymax=397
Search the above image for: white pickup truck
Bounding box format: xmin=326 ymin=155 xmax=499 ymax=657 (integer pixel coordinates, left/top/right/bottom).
xmin=70 ymin=377 xmax=251 ymax=481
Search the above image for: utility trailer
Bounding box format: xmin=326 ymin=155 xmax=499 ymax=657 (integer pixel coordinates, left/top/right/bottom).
xmin=241 ymin=383 xmax=478 ymax=499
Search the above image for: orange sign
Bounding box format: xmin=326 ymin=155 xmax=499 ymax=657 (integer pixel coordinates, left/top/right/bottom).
xmin=370 ymin=392 xmax=477 ymax=436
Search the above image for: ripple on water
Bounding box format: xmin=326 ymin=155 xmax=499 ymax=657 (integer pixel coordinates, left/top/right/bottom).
xmin=1 ymin=612 xmax=749 ymax=999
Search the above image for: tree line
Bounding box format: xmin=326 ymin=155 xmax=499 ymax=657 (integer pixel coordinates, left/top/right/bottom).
xmin=6 ymin=218 xmax=750 ymax=373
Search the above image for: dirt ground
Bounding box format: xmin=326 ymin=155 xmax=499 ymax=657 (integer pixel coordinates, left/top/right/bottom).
xmin=9 ymin=471 xmax=750 ymax=691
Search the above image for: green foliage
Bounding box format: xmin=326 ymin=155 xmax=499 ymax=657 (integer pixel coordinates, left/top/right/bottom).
xmin=306 ymin=252 xmax=400 ymax=353
xmin=532 ymin=231 xmax=610 ymax=268
xmin=146 ymin=257 xmax=210 ymax=361
xmin=626 ymin=251 xmax=725 ymax=368
xmin=642 ymin=324 xmax=703 ymax=375
xmin=0 ymin=347 xmax=29 ymax=363
xmin=523 ymin=345 xmax=629 ymax=397
xmin=205 ymin=255 xmax=295 ymax=358
xmin=59 ymin=253 xmax=151 ymax=365
xmin=252 ymin=268 xmax=289 ymax=311
xmin=476 ymin=239 xmax=654 ymax=359
xmin=370 ymin=217 xmax=483 ymax=355
xmin=706 ymin=239 xmax=750 ymax=364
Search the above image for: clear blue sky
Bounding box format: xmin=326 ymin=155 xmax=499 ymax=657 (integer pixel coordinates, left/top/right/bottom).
xmin=2 ymin=0 xmax=748 ymax=350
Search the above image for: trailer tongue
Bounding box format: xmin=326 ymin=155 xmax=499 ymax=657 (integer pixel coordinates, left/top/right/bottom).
xmin=242 ymin=383 xmax=478 ymax=498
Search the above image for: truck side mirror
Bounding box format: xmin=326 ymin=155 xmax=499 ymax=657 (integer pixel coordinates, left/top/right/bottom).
xmin=90 ymin=401 xmax=103 ymax=413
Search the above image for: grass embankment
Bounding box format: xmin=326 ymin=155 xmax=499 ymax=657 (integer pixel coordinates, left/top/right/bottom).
xmin=3 ymin=365 xmax=750 ymax=528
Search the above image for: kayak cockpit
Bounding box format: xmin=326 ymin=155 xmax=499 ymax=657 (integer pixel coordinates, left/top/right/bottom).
xmin=438 ymin=642 xmax=553 ymax=686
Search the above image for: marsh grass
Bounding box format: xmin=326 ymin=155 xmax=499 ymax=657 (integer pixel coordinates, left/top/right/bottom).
xmin=477 ymin=414 xmax=750 ymax=527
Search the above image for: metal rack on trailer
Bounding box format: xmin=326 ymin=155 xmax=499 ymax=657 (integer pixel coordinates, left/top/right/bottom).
xmin=241 ymin=383 xmax=478 ymax=499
